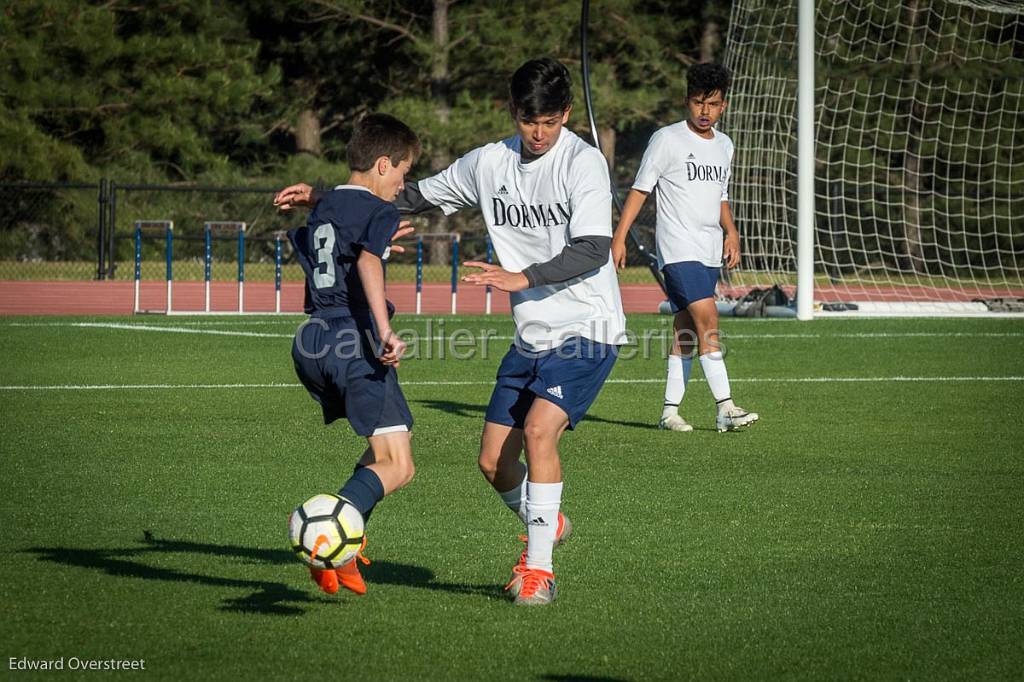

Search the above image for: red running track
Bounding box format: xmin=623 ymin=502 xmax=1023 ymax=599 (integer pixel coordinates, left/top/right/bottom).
xmin=0 ymin=281 xmax=670 ymax=316
xmin=1 ymin=280 xmax=1021 ymax=316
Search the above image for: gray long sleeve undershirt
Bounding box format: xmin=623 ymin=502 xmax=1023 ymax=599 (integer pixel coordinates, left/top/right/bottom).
xmin=393 ymin=181 xmax=611 ymax=287
xmin=394 ymin=181 xmax=437 ymax=215
xmin=521 ymin=235 xmax=611 ymax=287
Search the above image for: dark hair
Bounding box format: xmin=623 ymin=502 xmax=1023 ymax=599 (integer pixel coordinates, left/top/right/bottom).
xmin=509 ymin=57 xmax=573 ymax=118
xmin=346 ymin=113 xmax=421 ymax=172
xmin=686 ymin=63 xmax=731 ymax=100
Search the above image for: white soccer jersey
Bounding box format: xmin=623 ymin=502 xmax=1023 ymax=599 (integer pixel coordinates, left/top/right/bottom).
xmin=419 ymin=128 xmax=626 ymax=350
xmin=632 ymin=121 xmax=734 ymax=268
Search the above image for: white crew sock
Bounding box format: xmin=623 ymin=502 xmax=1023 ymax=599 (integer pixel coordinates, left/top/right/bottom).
xmin=662 ymin=354 xmax=693 ymax=419
xmin=498 ymin=472 xmax=529 ymax=525
xmin=525 ymin=481 xmax=563 ymax=572
xmin=699 ymin=351 xmax=735 ymax=412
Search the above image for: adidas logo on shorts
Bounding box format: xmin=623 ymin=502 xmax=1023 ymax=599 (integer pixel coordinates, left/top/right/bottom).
xmin=546 ymin=385 xmax=564 ymax=399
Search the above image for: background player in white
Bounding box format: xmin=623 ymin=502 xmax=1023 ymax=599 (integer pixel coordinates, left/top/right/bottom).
xmin=612 ymin=63 xmax=758 ymax=434
xmin=278 ymin=57 xmax=625 ymax=606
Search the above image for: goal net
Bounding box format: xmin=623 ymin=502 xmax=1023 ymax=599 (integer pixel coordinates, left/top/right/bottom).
xmin=722 ymin=0 xmax=1024 ymax=314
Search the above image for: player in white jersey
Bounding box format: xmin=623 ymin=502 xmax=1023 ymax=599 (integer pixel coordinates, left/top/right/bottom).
xmin=274 ymin=58 xmax=626 ymax=606
xmin=612 ymin=63 xmax=758 ymax=434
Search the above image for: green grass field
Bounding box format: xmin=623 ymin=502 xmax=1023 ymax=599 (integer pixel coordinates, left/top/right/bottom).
xmin=1 ymin=314 xmax=1022 ymax=680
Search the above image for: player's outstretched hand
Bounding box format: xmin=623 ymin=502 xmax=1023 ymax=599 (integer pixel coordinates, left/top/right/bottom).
xmin=611 ymin=239 xmax=627 ymax=270
xmin=723 ymin=233 xmax=741 ymax=269
xmin=388 ymin=220 xmax=415 ymax=254
xmin=273 ymin=183 xmax=318 ymax=210
xmin=462 ymin=262 xmax=529 ymax=292
xmin=378 ymin=330 xmax=407 ymax=368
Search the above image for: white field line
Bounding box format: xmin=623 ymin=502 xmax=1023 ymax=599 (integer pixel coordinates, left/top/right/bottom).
xmin=3 ymin=322 xmax=293 ymax=338
xmin=2 ymin=376 xmax=1022 ymax=391
xmin=2 ymin=321 xmax=1022 ymax=341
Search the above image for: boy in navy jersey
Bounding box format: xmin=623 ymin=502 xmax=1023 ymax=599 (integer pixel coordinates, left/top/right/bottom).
xmin=612 ymin=63 xmax=758 ymax=434
xmin=284 ymin=113 xmax=420 ymax=596
xmin=276 ymin=59 xmax=625 ymax=607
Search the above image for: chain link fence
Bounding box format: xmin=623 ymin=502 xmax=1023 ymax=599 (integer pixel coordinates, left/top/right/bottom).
xmin=0 ymin=181 xmax=662 ymax=286
xmin=0 ymin=183 xmax=104 ymax=280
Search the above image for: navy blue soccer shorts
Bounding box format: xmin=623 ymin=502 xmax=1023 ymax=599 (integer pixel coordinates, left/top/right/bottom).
xmin=292 ymin=312 xmax=413 ymax=437
xmin=484 ymin=336 xmax=618 ymax=430
xmin=662 ymin=261 xmax=721 ymax=312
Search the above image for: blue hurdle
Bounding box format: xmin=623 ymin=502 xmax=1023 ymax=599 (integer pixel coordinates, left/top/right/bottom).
xmin=485 ymin=237 xmax=493 ymax=315
xmin=274 ymin=232 xmax=283 ymax=314
xmin=451 ymin=234 xmax=459 ymax=315
xmin=416 ymin=237 xmax=424 ymax=315
xmin=413 ymin=233 xmax=461 ymax=315
xmin=133 ymin=220 xmax=174 ymax=314
xmin=202 ymin=222 xmax=246 ymax=313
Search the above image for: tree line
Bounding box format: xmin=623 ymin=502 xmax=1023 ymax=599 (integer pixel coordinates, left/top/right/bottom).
xmin=1 ymin=0 xmax=727 ymax=187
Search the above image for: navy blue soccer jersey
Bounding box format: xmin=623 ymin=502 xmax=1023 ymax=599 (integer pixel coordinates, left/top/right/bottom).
xmin=288 ymin=186 xmax=400 ymax=313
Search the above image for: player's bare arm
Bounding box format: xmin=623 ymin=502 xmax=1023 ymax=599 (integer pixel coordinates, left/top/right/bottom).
xmin=612 ymin=189 xmax=650 ymax=270
xmin=275 ymin=182 xmax=417 ymax=256
xmin=720 ymin=200 xmax=740 ymax=269
xmin=273 ymin=183 xmax=322 ymax=210
xmin=461 ymin=262 xmax=529 ymax=292
xmin=276 ymin=180 xmax=421 ymax=255
xmin=356 ymin=249 xmax=406 ymax=366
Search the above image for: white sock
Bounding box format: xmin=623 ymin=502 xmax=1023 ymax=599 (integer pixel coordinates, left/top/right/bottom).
xmin=525 ymin=481 xmax=562 ymax=573
xmin=498 ymin=472 xmax=529 ymax=525
xmin=662 ymin=354 xmax=692 ymax=419
xmin=700 ymin=351 xmax=735 ymax=411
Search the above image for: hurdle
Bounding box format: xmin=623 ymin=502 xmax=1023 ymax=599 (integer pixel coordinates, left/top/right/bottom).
xmin=200 ymin=221 xmax=246 ymax=313
xmin=274 ymin=231 xmax=283 ymax=314
xmin=133 ymin=220 xmax=173 ymax=314
xmin=416 ymin=237 xmax=424 ymax=315
xmin=413 ymin=233 xmax=461 ymax=315
xmin=450 ymin=234 xmax=459 ymax=315
xmin=133 ymin=219 xmax=288 ymax=315
xmin=485 ymin=237 xmax=493 ymax=315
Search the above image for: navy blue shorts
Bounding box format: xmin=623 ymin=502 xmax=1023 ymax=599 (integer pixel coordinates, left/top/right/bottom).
xmin=484 ymin=337 xmax=618 ymax=430
xmin=292 ymin=312 xmax=413 ymax=437
xmin=662 ymin=261 xmax=720 ymax=312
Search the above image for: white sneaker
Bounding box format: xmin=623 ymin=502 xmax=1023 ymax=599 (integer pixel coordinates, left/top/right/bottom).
xmin=717 ymin=406 xmax=759 ymax=432
xmin=658 ymin=414 xmax=694 ymax=432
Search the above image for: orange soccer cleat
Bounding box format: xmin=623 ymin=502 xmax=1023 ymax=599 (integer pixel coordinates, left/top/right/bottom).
xmin=512 ymin=567 xmax=557 ymax=606
xmin=308 ymin=535 xmax=371 ymax=596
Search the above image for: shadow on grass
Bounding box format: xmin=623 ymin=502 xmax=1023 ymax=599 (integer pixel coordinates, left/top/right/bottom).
xmin=413 ymin=398 xmax=656 ymax=430
xmin=25 ymin=533 xmax=503 ymax=617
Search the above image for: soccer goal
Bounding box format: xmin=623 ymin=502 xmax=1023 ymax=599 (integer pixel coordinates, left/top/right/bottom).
xmin=722 ymin=0 xmax=1024 ymax=316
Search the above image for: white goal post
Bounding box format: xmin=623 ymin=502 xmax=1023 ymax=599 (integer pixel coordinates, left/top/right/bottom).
xmin=722 ymin=0 xmax=1024 ymax=317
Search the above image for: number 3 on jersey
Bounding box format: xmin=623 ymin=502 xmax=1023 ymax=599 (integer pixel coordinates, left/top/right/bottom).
xmin=313 ymin=223 xmax=336 ymax=288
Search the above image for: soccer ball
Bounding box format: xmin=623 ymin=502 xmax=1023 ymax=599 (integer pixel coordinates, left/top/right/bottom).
xmin=289 ymin=494 xmax=365 ymax=569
